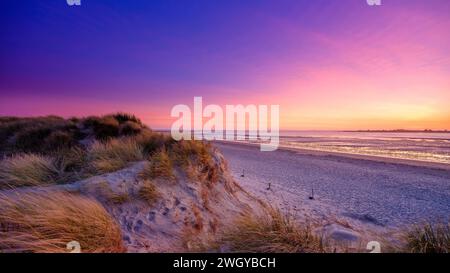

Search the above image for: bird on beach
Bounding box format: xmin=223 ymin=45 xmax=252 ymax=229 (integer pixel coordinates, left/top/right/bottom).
xmin=241 ymin=169 xmax=245 ymax=177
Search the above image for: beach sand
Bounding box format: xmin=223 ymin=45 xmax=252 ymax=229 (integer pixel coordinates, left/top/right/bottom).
xmin=214 ymin=141 xmax=450 ymax=238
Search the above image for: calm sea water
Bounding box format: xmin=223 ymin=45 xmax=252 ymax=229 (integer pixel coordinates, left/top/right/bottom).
xmin=177 ymin=130 xmax=450 ymax=164
xmin=210 ymin=130 xmax=450 ymax=164
xmin=276 ymin=131 xmax=450 ymax=164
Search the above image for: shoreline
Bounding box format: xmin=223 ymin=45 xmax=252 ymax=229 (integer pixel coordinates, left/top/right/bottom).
xmin=214 ymin=141 xmax=450 ymax=233
xmin=213 ymin=140 xmax=450 ymax=171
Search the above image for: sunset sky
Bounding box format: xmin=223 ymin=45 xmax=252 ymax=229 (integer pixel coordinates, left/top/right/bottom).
xmin=1 ymin=0 xmax=449 ymax=130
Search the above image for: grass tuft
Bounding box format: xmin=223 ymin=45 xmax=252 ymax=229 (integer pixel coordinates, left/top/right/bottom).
xmin=170 ymin=140 xmax=219 ymax=184
xmin=91 ymin=116 xmax=120 ymax=140
xmin=119 ymin=121 xmax=142 ymax=136
xmin=135 ymin=131 xmax=174 ymax=156
xmin=88 ymin=138 xmax=144 ymax=174
xmin=403 ymin=221 xmax=450 ymax=253
xmin=139 ymin=148 xmax=174 ymax=180
xmin=0 ymin=190 xmax=125 ymax=253
xmin=43 ymin=130 xmax=76 ymax=151
xmin=137 ymin=180 xmax=160 ymax=205
xmin=0 ymin=116 xmax=79 ymax=154
xmin=111 ymin=113 xmax=142 ymax=125
xmin=214 ymin=208 xmax=327 ymax=253
xmin=0 ymin=154 xmax=60 ymax=189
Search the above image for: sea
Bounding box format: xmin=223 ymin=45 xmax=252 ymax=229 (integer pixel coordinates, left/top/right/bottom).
xmin=170 ymin=130 xmax=450 ymax=164
xmin=276 ymin=131 xmax=450 ymax=164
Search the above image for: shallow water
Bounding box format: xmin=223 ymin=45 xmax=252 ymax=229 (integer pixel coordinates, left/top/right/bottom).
xmin=224 ymin=131 xmax=450 ymax=164
xmin=280 ymin=131 xmax=450 ymax=164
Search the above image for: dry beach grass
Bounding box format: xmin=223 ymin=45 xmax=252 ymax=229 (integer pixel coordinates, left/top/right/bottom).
xmin=0 ymin=154 xmax=60 ymax=189
xmin=403 ymin=221 xmax=450 ymax=253
xmin=0 ymin=190 xmax=125 ymax=253
xmin=214 ymin=207 xmax=327 ymax=253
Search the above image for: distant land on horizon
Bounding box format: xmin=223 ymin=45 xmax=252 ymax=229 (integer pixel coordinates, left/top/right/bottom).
xmin=153 ymin=129 xmax=450 ymax=133
xmin=2 ymin=116 xmax=448 ymax=134
xmin=344 ymin=129 xmax=449 ymax=133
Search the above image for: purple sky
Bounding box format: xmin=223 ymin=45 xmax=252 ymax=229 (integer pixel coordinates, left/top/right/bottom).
xmin=1 ymin=0 xmax=449 ymax=129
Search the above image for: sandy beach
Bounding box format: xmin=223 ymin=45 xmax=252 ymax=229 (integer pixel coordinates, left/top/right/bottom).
xmin=215 ymin=142 xmax=450 ymax=235
xmin=2 ymin=0 xmax=450 ymax=255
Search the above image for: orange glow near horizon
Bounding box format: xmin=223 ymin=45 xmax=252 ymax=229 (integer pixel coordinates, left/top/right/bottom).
xmin=1 ymin=1 xmax=449 ymax=131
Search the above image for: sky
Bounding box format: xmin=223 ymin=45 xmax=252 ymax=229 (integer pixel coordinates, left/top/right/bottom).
xmin=1 ymin=0 xmax=449 ymax=130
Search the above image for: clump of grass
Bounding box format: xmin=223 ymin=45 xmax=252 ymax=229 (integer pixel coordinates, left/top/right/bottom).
xmin=14 ymin=127 xmax=52 ymax=152
xmin=1 ymin=116 xmax=78 ymax=154
xmin=0 ymin=190 xmax=125 ymax=253
xmin=43 ymin=130 xmax=76 ymax=151
xmin=214 ymin=208 xmax=326 ymax=253
xmin=137 ymin=180 xmax=160 ymax=206
xmin=112 ymin=113 xmax=142 ymax=125
xmin=83 ymin=116 xmax=120 ymax=140
xmin=108 ymin=193 xmax=130 ymax=204
xmin=140 ymin=148 xmax=174 ymax=180
xmin=0 ymin=154 xmax=60 ymax=189
xmin=135 ymin=131 xmax=174 ymax=156
xmin=88 ymin=138 xmax=144 ymax=174
xmin=119 ymin=121 xmax=142 ymax=136
xmin=403 ymin=221 xmax=450 ymax=253
xmin=170 ymin=140 xmax=219 ymax=184
xmin=82 ymin=113 xmax=146 ymax=140
xmin=53 ymin=147 xmax=87 ymax=174
xmin=170 ymin=140 xmax=209 ymax=165
xmin=0 ymin=114 xmax=145 ymax=155
xmin=93 ymin=116 xmax=120 ymax=140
